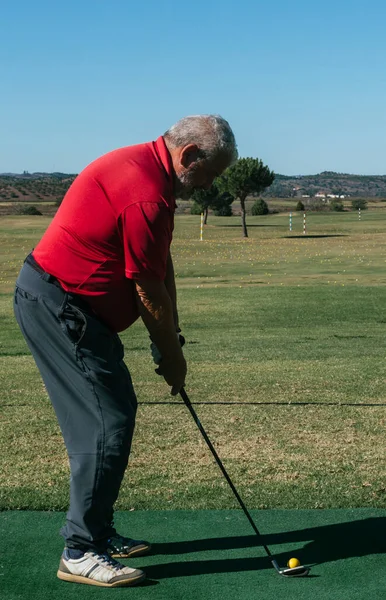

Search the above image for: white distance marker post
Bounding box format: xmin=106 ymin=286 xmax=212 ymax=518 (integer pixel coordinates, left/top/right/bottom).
xmin=289 ymin=212 xmax=292 ymax=232
xmin=200 ymin=213 xmax=204 ymax=241
xmin=303 ymin=212 xmax=306 ymax=235
xmin=358 ymin=208 xmax=361 ymax=221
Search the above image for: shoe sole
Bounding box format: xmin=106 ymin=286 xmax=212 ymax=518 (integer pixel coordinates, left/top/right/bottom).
xmin=109 ymin=544 xmax=152 ymax=559
xmin=57 ymin=570 xmax=146 ymax=587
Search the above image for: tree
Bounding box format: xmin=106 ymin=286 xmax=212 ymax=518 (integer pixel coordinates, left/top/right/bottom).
xmin=14 ymin=205 xmax=42 ymax=215
xmin=217 ymin=158 xmax=274 ymax=237
xmin=191 ymin=186 xmax=218 ymax=224
xmin=351 ymin=198 xmax=368 ymax=210
xmin=190 ymin=201 xmax=204 ymax=215
xmin=330 ymin=199 xmax=344 ymax=212
xmin=191 ymin=185 xmax=234 ymax=222
xmin=251 ymin=198 xmax=269 ymax=215
xmin=211 ymin=191 xmax=234 ymax=216
xmin=295 ymin=200 xmax=305 ymax=211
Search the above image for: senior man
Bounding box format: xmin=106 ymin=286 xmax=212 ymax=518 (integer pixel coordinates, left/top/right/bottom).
xmin=14 ymin=115 xmax=238 ymax=588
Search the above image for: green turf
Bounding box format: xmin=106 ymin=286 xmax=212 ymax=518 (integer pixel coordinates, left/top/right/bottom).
xmin=1 ymin=509 xmax=386 ymax=599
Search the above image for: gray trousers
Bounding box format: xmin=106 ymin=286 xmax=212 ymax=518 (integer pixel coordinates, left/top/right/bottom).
xmin=13 ymin=258 xmax=138 ymax=552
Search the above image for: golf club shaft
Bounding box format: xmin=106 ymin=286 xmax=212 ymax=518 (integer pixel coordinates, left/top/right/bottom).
xmin=179 ymin=388 xmax=273 ymax=559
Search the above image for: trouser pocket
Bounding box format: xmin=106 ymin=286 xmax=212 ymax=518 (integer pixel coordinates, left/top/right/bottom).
xmin=59 ymin=300 xmax=87 ymax=345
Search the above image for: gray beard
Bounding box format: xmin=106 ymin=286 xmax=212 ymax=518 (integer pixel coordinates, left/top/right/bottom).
xmin=175 ymin=169 xmax=199 ymax=200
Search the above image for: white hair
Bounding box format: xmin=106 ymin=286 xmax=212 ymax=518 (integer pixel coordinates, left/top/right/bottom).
xmin=164 ymin=114 xmax=238 ymax=164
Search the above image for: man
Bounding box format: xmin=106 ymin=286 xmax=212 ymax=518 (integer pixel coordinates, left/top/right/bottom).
xmin=14 ymin=115 xmax=237 ymax=588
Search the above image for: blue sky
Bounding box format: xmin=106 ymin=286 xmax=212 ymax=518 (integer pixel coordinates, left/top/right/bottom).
xmin=1 ymin=0 xmax=385 ymax=175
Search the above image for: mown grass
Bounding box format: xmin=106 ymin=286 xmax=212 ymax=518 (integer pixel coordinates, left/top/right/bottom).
xmin=1 ymin=211 xmax=386 ymax=510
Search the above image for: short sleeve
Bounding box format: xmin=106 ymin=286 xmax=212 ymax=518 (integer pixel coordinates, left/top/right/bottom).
xmin=119 ymin=202 xmax=173 ymax=281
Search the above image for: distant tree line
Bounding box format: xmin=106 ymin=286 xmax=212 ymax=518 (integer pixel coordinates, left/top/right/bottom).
xmin=296 ymin=198 xmax=368 ymax=212
xmin=264 ymin=172 xmax=386 ymax=198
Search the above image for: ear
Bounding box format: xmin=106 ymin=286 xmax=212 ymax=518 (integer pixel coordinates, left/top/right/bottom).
xmin=180 ymin=144 xmax=200 ymax=168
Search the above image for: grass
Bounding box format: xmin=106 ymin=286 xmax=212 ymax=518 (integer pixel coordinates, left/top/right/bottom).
xmin=1 ymin=211 xmax=386 ymax=510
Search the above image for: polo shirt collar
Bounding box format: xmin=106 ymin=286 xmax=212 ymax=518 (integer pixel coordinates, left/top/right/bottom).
xmin=153 ymin=136 xmax=176 ymax=209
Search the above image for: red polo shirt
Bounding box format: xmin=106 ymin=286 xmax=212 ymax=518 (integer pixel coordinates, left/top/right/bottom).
xmin=33 ymin=136 xmax=176 ymax=332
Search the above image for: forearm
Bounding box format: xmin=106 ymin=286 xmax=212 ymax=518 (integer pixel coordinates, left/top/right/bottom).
xmin=135 ymin=278 xmax=183 ymax=362
xmin=164 ymin=251 xmax=179 ymax=330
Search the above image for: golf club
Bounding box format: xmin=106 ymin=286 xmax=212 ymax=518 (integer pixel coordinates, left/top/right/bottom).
xmin=179 ymin=387 xmax=310 ymax=578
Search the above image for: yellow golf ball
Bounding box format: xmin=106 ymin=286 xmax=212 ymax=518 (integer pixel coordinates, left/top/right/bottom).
xmin=287 ymin=557 xmax=301 ymax=569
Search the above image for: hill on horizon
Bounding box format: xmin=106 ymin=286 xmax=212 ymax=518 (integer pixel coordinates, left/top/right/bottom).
xmin=1 ymin=171 xmax=386 ymax=204
xmin=264 ymin=171 xmax=386 ymax=198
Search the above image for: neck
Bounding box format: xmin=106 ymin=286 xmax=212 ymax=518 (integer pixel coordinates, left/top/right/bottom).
xmin=164 ymin=138 xmax=181 ymax=195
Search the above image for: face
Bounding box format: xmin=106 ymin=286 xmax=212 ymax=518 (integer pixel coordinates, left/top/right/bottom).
xmin=172 ymin=145 xmax=230 ymax=199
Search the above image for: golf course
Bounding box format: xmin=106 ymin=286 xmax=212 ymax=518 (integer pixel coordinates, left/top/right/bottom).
xmin=1 ymin=207 xmax=386 ymax=598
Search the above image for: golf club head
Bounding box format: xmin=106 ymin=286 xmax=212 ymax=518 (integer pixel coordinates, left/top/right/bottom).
xmin=271 ymin=560 xmax=310 ymax=578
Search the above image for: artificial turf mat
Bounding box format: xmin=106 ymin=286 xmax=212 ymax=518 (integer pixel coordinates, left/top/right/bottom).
xmin=1 ymin=509 xmax=386 ymax=599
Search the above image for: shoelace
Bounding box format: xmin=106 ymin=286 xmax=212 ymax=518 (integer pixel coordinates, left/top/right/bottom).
xmin=91 ymin=552 xmax=124 ymax=572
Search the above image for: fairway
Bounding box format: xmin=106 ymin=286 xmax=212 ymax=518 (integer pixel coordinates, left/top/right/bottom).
xmin=1 ymin=210 xmax=386 ymax=594
xmin=1 ymin=211 xmax=386 ymax=509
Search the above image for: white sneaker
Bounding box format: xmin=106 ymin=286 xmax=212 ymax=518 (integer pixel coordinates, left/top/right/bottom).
xmin=57 ymin=548 xmax=146 ymax=587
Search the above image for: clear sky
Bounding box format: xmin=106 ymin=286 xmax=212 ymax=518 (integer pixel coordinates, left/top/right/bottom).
xmin=1 ymin=0 xmax=385 ymax=175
